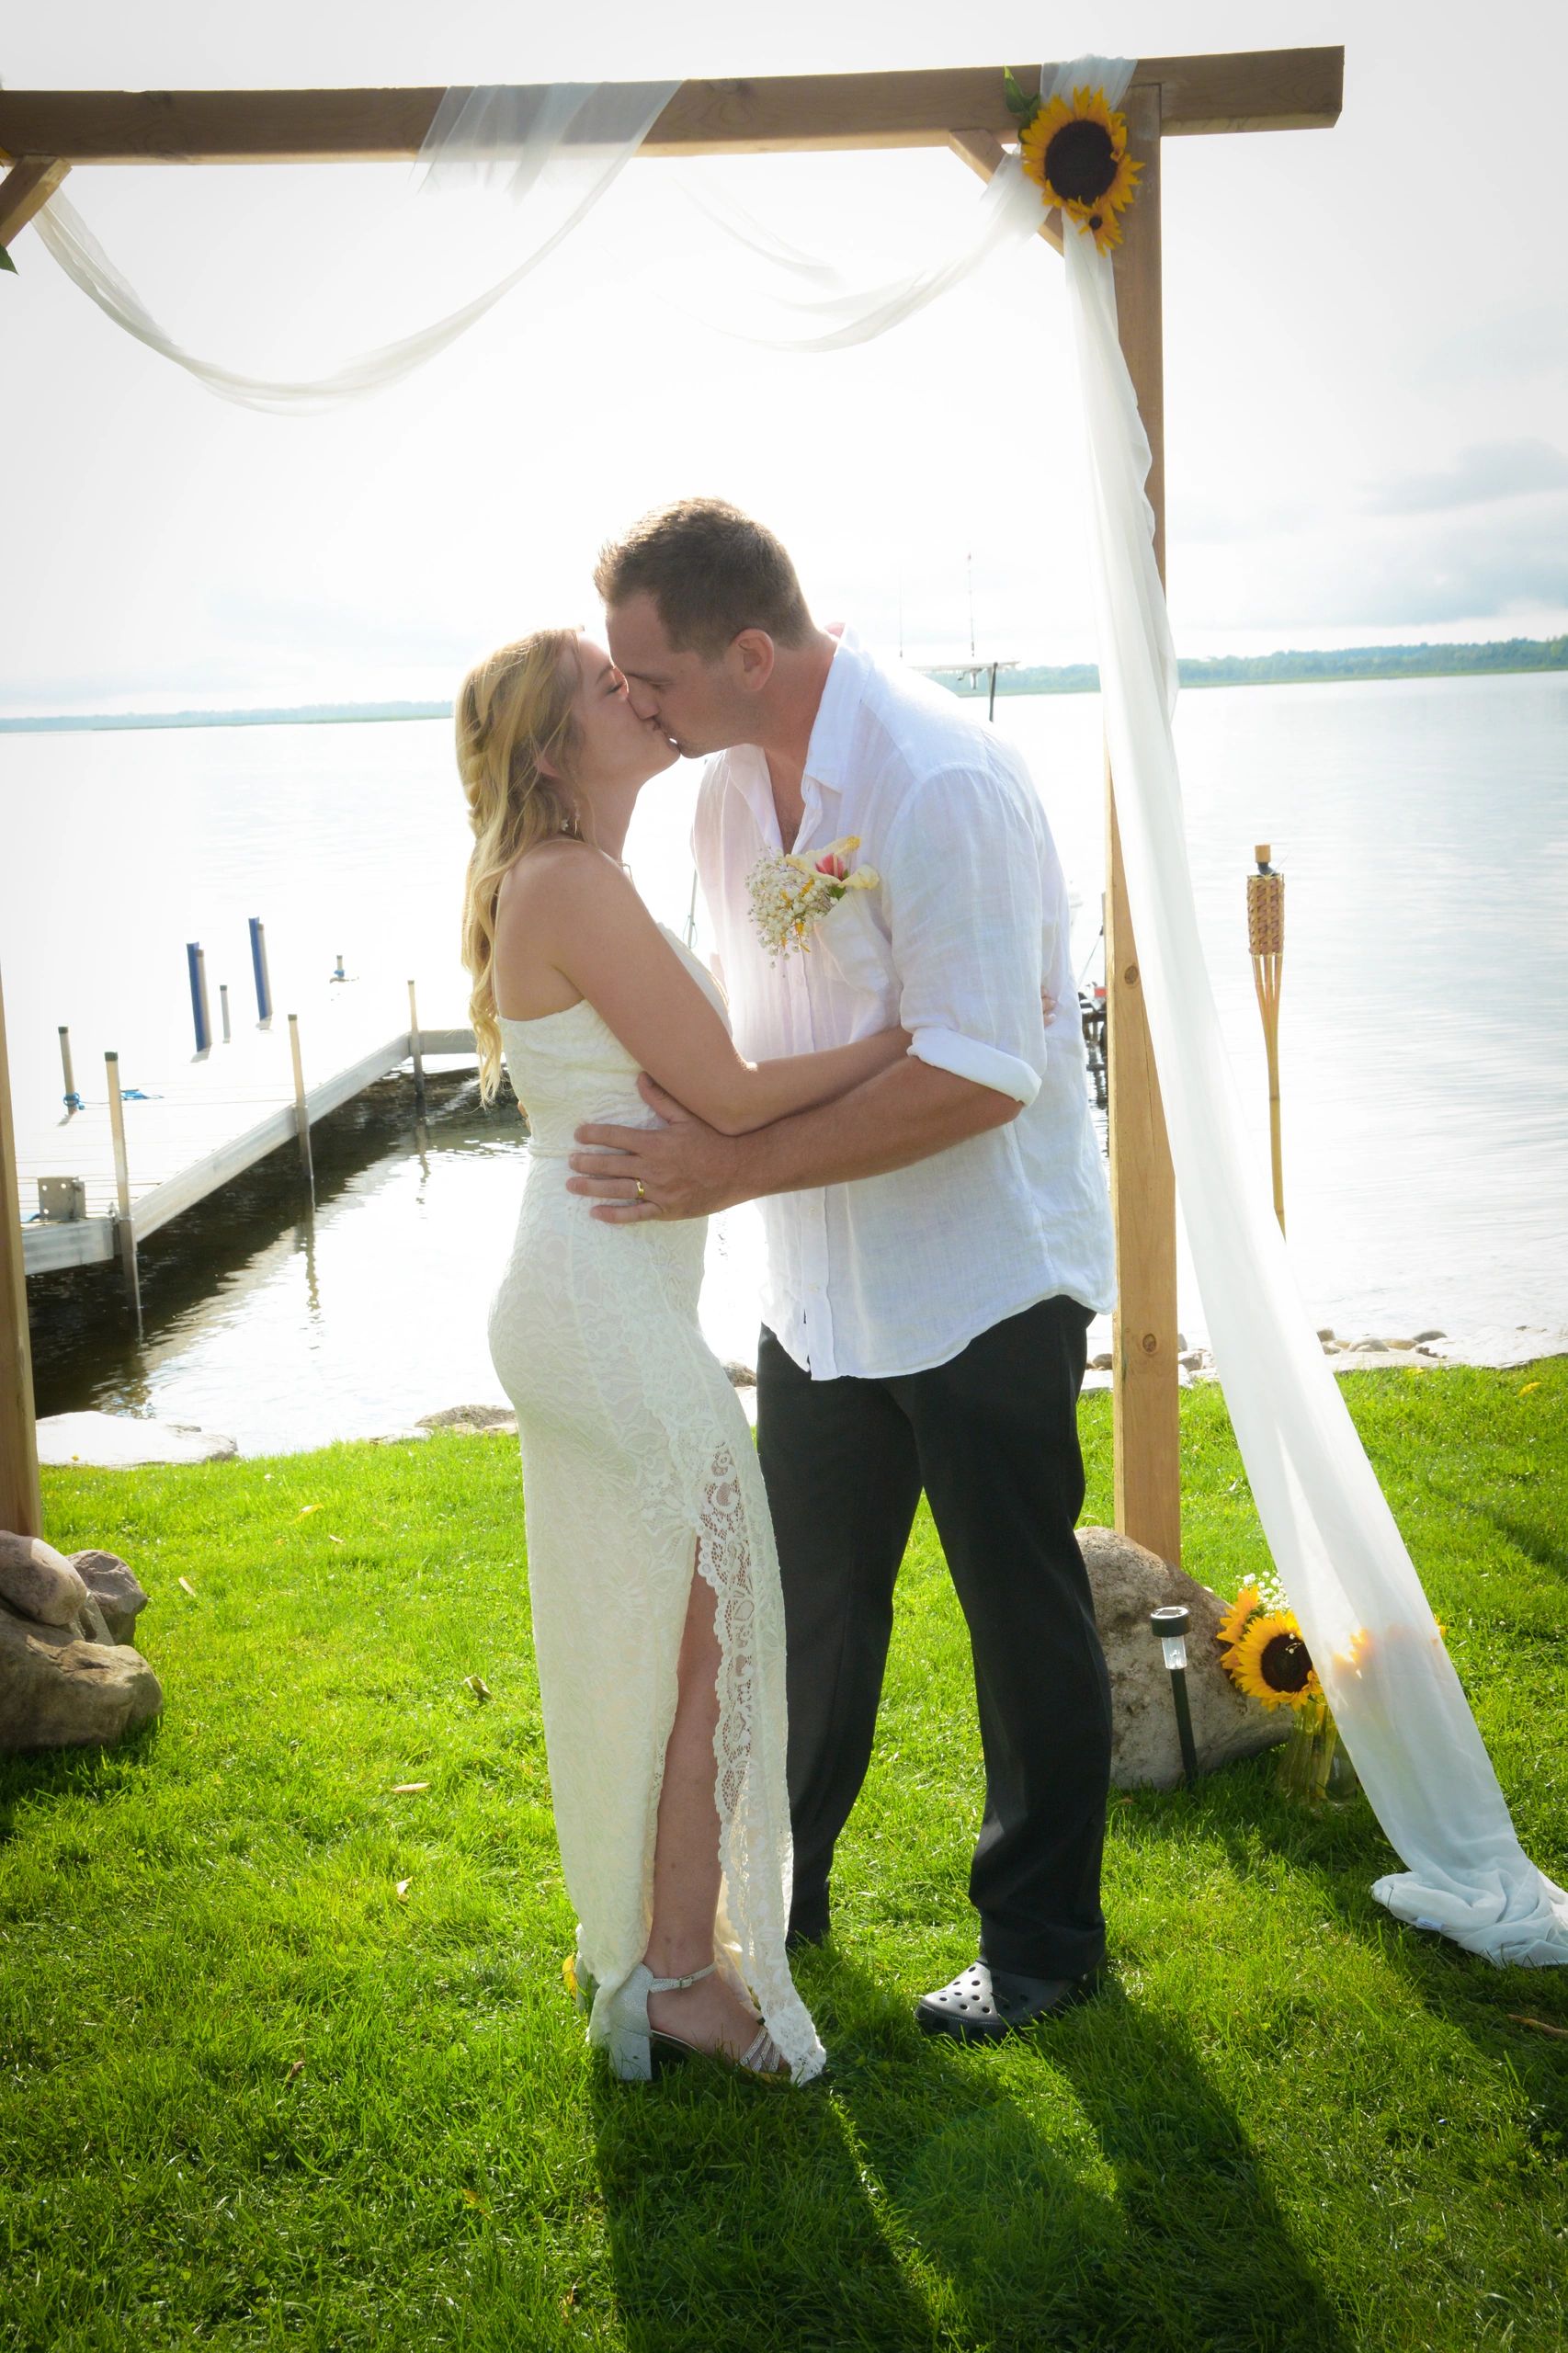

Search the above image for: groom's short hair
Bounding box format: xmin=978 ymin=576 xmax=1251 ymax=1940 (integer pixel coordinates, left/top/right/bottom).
xmin=595 ymin=498 xmax=812 ymax=659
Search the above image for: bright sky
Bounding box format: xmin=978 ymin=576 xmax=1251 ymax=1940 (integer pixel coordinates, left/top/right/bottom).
xmin=4 ymin=0 xmax=1566 ymax=713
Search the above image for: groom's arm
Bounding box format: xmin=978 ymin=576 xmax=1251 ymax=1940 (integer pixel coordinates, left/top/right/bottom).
xmin=570 ymin=762 xmax=1048 ymax=1222
xmin=578 ymin=1052 xmax=1014 ymax=1220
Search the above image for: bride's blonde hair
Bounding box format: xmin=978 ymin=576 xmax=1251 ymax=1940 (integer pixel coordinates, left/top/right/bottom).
xmin=456 ymin=629 xmax=582 ymax=1105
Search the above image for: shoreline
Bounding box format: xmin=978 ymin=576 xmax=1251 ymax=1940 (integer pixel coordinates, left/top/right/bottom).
xmin=5 ymin=641 xmax=1565 ymax=733
xmin=31 ymin=1326 xmax=1567 ymax=1466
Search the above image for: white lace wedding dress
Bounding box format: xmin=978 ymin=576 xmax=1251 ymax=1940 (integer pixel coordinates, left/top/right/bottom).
xmin=488 ymin=926 xmax=824 ymax=2083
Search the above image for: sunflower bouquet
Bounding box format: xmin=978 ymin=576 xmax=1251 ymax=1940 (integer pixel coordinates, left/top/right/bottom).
xmin=1005 ymin=71 xmax=1142 ymax=255
xmin=1217 ymin=1580 xmax=1356 ymax=1802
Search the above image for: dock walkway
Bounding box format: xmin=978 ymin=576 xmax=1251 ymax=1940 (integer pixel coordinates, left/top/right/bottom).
xmin=16 ymin=988 xmax=474 ymax=1279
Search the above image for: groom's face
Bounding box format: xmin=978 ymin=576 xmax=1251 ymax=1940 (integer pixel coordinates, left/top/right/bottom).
xmin=606 ymin=594 xmax=748 ymax=762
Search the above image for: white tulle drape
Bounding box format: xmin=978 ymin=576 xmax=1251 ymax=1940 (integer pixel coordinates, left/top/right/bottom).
xmin=17 ymin=58 xmax=1563 ymax=1961
xmin=28 ymin=81 xmax=675 ymax=414
xmin=669 ymin=159 xmax=1043 ymax=350
xmin=1048 ymin=56 xmax=1567 ymax=1967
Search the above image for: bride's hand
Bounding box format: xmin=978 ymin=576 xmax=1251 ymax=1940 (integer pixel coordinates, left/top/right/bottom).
xmin=567 ymin=1074 xmax=743 ymax=1222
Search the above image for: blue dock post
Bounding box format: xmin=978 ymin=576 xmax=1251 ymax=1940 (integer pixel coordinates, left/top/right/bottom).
xmin=187 ymin=942 xmax=211 ymax=1055
xmin=248 ymin=917 xmax=272 ymax=1028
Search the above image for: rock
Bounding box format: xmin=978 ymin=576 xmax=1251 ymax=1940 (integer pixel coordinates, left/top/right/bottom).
xmin=1352 ymin=1337 xmax=1390 ymax=1353
xmin=1079 ymin=1526 xmax=1290 ymax=1790
xmin=1421 ymin=1325 xmax=1565 ymax=1369
xmin=0 ymin=1531 xmax=90 ymax=1626
xmin=70 ymin=1551 xmax=149 ymax=1647
xmin=74 ymin=1594 xmax=113 ymax=1645
xmin=1413 ymin=1329 xmax=1446 ymax=1344
xmin=415 ymin=1404 xmax=517 ymax=1434
xmin=722 ymin=1361 xmax=756 ymax=1389
xmin=1179 ymin=1351 xmax=1205 ymax=1370
xmin=36 ymin=1413 xmax=237 ymax=1467
xmin=367 ymin=1427 xmax=433 ymax=1446
xmin=0 ymin=1606 xmax=163 ymax=1751
xmin=1089 ymin=1352 xmax=1114 ymax=1370
xmin=1316 ymin=1327 xmax=1338 ymax=1342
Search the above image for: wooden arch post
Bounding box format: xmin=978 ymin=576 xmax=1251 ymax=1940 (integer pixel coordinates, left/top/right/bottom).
xmin=0 ymin=52 xmax=1341 ymax=1557
xmin=1106 ymin=85 xmax=1180 ymax=1563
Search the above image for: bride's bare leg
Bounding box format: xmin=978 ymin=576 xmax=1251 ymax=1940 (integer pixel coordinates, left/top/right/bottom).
xmin=643 ymin=1556 xmax=768 ymax=2057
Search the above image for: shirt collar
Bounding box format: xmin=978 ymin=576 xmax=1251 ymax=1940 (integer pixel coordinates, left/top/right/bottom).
xmin=721 ymin=625 xmax=867 ymax=846
xmin=801 ymin=625 xmax=865 ymax=801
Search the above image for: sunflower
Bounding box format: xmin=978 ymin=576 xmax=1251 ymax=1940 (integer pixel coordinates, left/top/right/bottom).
xmin=1334 ymin=1626 xmax=1370 ymax=1671
xmin=1019 ymin=85 xmax=1142 ymax=255
xmin=1227 ymin=1609 xmax=1322 ymax=1712
xmin=1216 ymin=1581 xmax=1264 ymax=1653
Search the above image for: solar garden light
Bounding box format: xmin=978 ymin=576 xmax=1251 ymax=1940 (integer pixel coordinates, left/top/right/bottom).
xmin=1150 ymin=1603 xmax=1199 ymax=1788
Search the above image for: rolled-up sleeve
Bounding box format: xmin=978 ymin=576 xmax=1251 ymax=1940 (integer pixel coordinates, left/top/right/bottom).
xmin=882 ymin=759 xmax=1051 ymax=1109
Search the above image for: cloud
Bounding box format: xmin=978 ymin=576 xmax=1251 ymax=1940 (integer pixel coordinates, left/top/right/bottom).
xmin=1367 ymin=438 xmax=1568 ymax=515
xmin=1414 ymin=303 xmax=1568 ymax=388
xmin=1173 ymin=495 xmax=1568 ymax=638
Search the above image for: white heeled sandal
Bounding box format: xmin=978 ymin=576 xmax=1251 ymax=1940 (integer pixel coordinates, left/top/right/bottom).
xmin=604 ymin=1960 xmax=787 ymax=2082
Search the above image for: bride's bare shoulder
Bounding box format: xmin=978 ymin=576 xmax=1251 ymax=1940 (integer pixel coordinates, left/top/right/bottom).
xmin=497 ymin=839 xmax=631 ymax=926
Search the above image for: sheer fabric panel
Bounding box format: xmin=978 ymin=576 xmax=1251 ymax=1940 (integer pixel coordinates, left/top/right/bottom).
xmin=28 ymin=81 xmax=676 ymax=413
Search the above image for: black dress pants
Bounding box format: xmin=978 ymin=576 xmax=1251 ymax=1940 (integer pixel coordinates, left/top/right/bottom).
xmin=756 ymin=1293 xmax=1110 ymax=1980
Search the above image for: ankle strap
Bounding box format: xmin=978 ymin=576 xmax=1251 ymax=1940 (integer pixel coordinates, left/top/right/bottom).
xmin=646 ymin=1961 xmax=717 ymax=1994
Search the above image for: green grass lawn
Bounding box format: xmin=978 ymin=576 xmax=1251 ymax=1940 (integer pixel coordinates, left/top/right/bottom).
xmin=3 ymin=1359 xmax=1565 ymax=2352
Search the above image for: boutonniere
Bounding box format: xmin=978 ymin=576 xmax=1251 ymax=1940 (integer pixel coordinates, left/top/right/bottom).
xmin=746 ymin=835 xmax=881 ymax=961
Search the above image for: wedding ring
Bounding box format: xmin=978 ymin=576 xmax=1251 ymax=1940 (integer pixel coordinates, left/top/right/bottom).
xmin=635 ymin=1179 xmax=647 ymax=1202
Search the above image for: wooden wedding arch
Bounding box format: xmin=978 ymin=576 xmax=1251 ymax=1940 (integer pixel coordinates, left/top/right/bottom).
xmin=0 ymin=49 xmax=1343 ymax=1562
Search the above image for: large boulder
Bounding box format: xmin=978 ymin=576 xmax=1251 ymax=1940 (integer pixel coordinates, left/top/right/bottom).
xmin=71 ymin=1551 xmax=150 ymax=1648
xmin=0 ymin=1527 xmax=162 ymax=1752
xmin=0 ymin=1531 xmax=89 ymax=1626
xmin=0 ymin=1611 xmax=163 ymax=1750
xmin=1079 ymin=1525 xmax=1290 ymax=1790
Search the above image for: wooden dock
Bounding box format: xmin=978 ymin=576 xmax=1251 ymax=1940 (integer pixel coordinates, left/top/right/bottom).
xmin=16 ymin=991 xmax=475 ymax=1281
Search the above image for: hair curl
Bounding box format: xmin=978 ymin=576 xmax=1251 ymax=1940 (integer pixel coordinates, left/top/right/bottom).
xmin=455 ymin=630 xmax=581 ymax=1106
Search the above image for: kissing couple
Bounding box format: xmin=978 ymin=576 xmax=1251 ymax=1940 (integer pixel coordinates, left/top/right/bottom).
xmin=460 ymin=498 xmax=1116 ymax=2084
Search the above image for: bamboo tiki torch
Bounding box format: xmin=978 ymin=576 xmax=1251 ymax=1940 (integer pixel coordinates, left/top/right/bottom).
xmin=1247 ymin=845 xmax=1286 ymax=1234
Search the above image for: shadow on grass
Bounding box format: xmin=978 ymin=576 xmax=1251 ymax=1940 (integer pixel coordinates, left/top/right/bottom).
xmin=585 ymin=1947 xmax=1346 ymax=2353
xmin=1482 ymin=1504 xmax=1567 ymax=1576
xmin=824 ymin=1952 xmax=1347 ymax=2353
xmin=585 ymin=2025 xmax=937 ymax=2353
xmin=0 ymin=1714 xmax=163 ymax=1847
xmin=1122 ymin=1764 xmax=1568 ymax=2075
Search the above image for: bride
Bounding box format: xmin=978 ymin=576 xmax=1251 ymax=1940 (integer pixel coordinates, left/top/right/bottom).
xmin=458 ymin=628 xmax=906 ymax=2085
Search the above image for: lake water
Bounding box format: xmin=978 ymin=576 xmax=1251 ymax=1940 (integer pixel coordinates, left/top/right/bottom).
xmin=4 ymin=671 xmax=1565 ymax=1454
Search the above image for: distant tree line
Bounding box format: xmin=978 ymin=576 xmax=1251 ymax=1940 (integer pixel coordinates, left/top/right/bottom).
xmin=5 ymin=638 xmax=1566 ymax=732
xmin=927 ymin=636 xmax=1568 ymax=699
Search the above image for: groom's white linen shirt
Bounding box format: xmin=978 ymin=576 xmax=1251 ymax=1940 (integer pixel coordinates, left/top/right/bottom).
xmin=692 ymin=630 xmax=1115 ymax=1381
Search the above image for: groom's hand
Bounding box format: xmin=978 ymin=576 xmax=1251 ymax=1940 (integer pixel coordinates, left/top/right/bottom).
xmin=567 ymin=1074 xmax=743 ymax=1222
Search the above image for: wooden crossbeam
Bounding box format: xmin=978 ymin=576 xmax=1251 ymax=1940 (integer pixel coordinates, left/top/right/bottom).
xmin=0 ymin=50 xmax=1341 ymax=167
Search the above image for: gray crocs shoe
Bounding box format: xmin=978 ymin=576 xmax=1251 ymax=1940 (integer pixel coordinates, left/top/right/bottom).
xmin=914 ymin=1960 xmax=1099 ymax=2042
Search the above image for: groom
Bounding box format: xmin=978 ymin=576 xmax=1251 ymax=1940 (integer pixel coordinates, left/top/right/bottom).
xmin=568 ymin=497 xmax=1117 ymax=2037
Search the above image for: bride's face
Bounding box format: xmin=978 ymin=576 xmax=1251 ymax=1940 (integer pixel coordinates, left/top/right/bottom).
xmin=567 ymin=637 xmax=680 ymax=796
